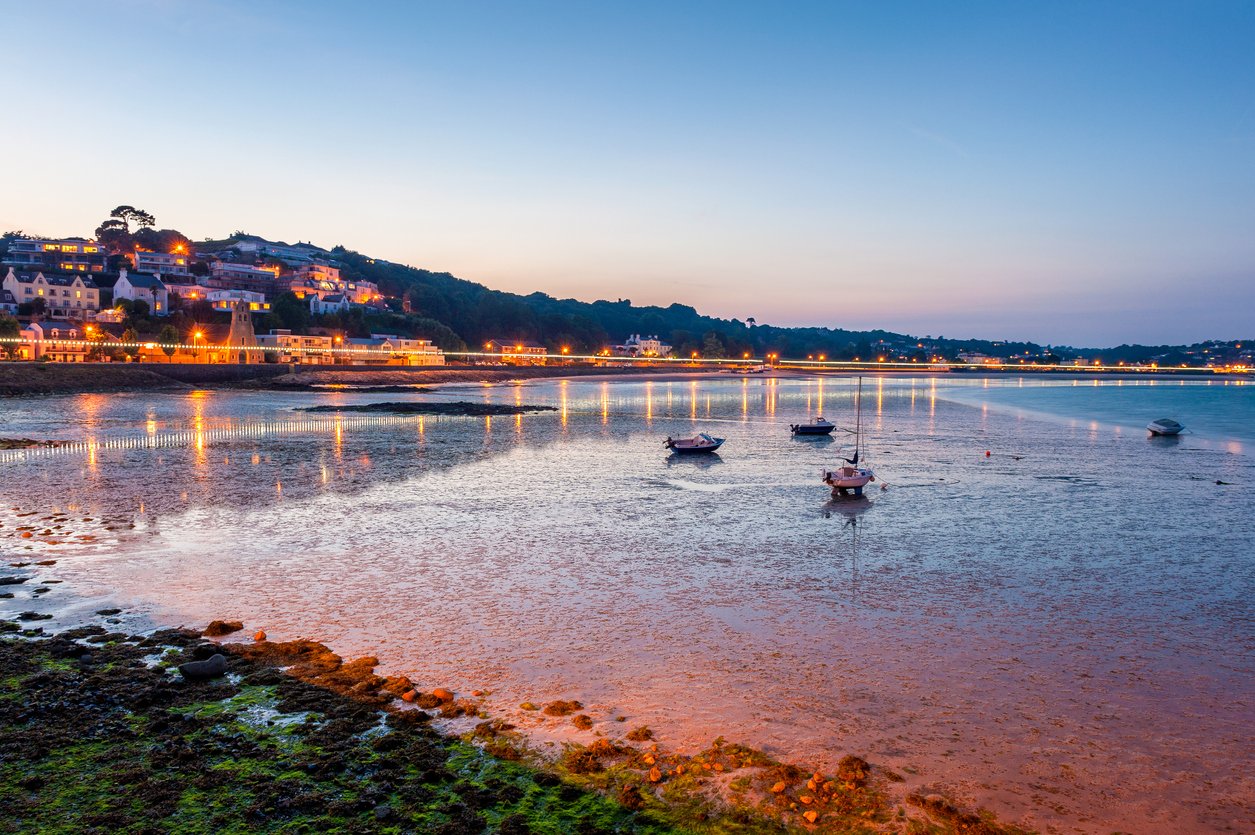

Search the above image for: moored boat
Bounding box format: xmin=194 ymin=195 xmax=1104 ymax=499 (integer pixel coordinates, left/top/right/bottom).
xmin=1147 ymin=418 xmax=1184 ymax=436
xmin=665 ymin=433 xmax=725 ymax=454
xmin=822 ymin=378 xmax=876 ymax=496
xmin=790 ymin=417 xmax=836 ymax=435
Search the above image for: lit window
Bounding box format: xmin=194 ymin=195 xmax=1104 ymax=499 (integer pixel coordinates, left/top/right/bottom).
xmin=84 ymin=246 xmax=98 ymax=253
xmin=43 ymin=244 xmax=59 ymax=251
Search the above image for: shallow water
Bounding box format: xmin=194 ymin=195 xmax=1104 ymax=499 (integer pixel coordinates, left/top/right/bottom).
xmin=2 ymin=375 xmax=1252 ymax=833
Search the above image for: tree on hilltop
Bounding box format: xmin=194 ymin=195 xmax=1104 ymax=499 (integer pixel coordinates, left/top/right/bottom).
xmin=95 ymin=205 xmax=157 ymax=254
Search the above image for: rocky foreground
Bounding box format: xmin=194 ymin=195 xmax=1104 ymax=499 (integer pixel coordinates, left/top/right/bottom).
xmin=0 ymin=621 xmax=1023 ymax=834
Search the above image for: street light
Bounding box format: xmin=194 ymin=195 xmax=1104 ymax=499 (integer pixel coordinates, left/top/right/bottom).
xmin=192 ymin=329 xmax=203 ymax=360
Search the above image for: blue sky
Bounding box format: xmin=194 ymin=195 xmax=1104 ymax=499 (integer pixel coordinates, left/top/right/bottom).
xmin=3 ymin=0 xmax=1252 ymax=346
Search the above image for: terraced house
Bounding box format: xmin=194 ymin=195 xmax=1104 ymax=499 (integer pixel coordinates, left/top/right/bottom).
xmin=2 ymin=268 xmax=101 ymax=319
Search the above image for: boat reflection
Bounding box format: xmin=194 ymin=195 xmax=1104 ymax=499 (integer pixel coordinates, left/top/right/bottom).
xmin=1147 ymin=433 xmax=1183 ymax=447
xmin=665 ymin=451 xmax=724 ymax=468
xmin=791 ymin=433 xmax=836 ymax=446
xmin=823 ymin=494 xmax=873 ymax=521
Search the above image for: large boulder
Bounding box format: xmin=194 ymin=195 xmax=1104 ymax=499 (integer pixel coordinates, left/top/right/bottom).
xmin=179 ymin=654 xmax=228 ymax=681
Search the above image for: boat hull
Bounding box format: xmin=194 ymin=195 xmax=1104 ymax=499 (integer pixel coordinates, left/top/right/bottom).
xmin=666 ymin=437 xmax=725 ymax=453
xmin=1147 ymin=419 xmax=1184 ymax=436
xmin=823 ymin=466 xmax=875 ymax=495
xmin=791 ymin=424 xmax=836 ymax=435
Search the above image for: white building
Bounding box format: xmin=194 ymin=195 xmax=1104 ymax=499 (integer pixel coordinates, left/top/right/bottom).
xmin=3 ymin=268 xmax=101 ymax=319
xmin=134 ymin=250 xmax=191 ymax=277
xmin=309 ymin=293 xmax=350 ymax=315
xmin=343 ymin=333 xmax=444 ymax=366
xmin=205 ymin=288 xmax=270 ymax=312
xmin=2 ymin=238 xmax=109 ymax=274
xmin=614 ymin=333 xmax=672 ymax=358
xmin=112 ymin=269 xmax=170 ymax=315
xmin=18 ymin=321 xmax=90 ymax=362
xmin=256 ymin=329 xmax=336 ymax=364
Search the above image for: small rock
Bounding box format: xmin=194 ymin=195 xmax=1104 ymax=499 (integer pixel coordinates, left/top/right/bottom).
xmin=572 ymin=714 xmax=593 ymax=730
xmin=520 ymin=702 xmax=539 ymax=711
xmin=0 ymin=576 xmax=28 ymax=585
xmin=253 ymin=630 xmax=266 ymax=641
xmin=431 ymin=687 xmax=455 ymax=703
xmin=18 ymin=612 xmax=52 ymax=621
xmin=95 ymin=608 xmax=122 ymax=616
xmin=770 ymin=781 xmax=787 ymax=794
xmin=803 ymin=810 xmax=818 ymax=824
xmin=373 ymin=803 xmax=392 ymax=821
xmin=648 ymin=767 xmax=662 ymax=782
xmin=203 ymin=620 xmax=244 ymax=637
xmin=401 ymin=690 xmax=418 ymax=703
xmin=178 ymin=653 xmax=228 ymax=681
xmin=625 ymin=725 xmax=653 ymax=742
xmin=0 ymin=593 xmax=13 ymax=599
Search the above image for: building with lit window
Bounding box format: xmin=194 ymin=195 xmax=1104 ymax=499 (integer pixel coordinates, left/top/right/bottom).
xmin=207 ymin=261 xmax=281 ymax=296
xmin=2 ymin=238 xmax=109 ymax=274
xmin=484 ymin=338 xmax=547 ymax=365
xmin=256 ymin=329 xmax=336 ymax=364
xmin=0 ymin=289 xmax=16 ymax=315
xmin=2 ymin=269 xmax=101 ymax=319
xmin=134 ymin=250 xmax=191 ymax=277
xmin=112 ymin=269 xmax=170 ymax=315
xmin=17 ymin=321 xmax=90 ymax=361
xmin=344 ymin=333 xmax=445 ymax=366
xmin=204 ymin=289 xmax=270 ymax=312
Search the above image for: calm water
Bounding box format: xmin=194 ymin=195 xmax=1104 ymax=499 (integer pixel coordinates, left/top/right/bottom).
xmin=2 ymin=375 xmax=1252 ymax=833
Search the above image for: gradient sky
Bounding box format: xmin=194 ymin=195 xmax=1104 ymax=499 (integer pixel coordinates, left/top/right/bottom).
xmin=3 ymin=1 xmax=1252 ymax=346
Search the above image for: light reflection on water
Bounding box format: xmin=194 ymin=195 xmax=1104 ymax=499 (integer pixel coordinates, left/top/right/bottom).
xmin=1 ymin=375 xmax=1253 ymax=833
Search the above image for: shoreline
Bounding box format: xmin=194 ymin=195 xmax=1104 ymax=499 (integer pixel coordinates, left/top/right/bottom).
xmin=0 ymin=604 xmax=1020 ymax=834
xmin=0 ymin=359 xmax=1228 ymax=397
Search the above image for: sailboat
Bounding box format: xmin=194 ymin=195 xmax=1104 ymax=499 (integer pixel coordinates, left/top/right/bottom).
xmin=822 ymin=377 xmax=876 ymax=496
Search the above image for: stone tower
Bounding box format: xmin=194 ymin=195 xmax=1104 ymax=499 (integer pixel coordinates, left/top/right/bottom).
xmin=226 ymin=300 xmax=259 ymax=364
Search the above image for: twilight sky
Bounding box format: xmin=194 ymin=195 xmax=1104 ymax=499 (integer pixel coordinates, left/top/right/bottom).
xmin=2 ymin=0 xmax=1252 ymax=346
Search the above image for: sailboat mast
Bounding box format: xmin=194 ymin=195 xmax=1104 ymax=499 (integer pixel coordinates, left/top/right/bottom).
xmin=855 ymin=376 xmax=862 ymax=461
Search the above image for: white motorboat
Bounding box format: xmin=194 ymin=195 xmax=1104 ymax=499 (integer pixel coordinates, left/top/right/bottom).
xmin=1147 ymin=418 xmax=1184 ymax=436
xmin=665 ymin=433 xmax=725 ymax=454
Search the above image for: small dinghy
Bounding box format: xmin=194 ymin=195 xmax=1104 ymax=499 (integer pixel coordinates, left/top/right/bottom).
xmin=1147 ymin=418 xmax=1184 ymax=436
xmin=790 ymin=417 xmax=836 ymax=436
xmin=665 ymin=433 xmax=725 ymax=454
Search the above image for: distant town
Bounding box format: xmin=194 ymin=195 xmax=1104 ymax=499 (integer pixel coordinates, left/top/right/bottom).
xmin=1 ymin=206 xmax=1250 ymax=372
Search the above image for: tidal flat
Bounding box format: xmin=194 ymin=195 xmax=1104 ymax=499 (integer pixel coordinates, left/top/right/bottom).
xmin=1 ymin=375 xmax=1251 ymax=833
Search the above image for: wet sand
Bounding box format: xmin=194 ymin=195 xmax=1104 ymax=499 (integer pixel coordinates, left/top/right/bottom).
xmin=1 ymin=375 xmax=1251 ymax=833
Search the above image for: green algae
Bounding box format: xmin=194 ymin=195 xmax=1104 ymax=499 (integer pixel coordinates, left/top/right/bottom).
xmin=0 ymin=634 xmax=681 ymax=834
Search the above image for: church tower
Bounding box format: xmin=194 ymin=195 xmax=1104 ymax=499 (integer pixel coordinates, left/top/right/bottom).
xmin=226 ymin=300 xmax=260 ymax=363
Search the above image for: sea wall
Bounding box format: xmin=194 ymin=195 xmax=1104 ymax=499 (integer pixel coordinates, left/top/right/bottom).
xmin=0 ymin=362 xmax=712 ymax=397
xmin=0 ymin=362 xmax=294 ymax=396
